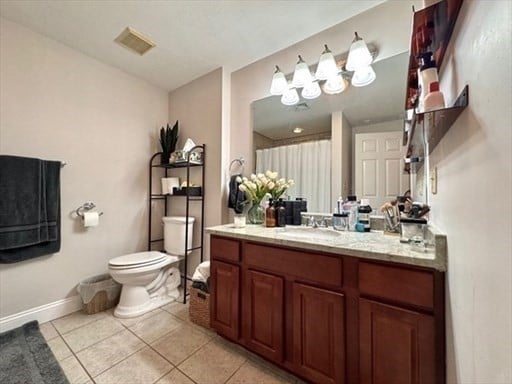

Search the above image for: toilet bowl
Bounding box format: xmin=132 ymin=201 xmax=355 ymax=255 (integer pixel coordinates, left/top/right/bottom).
xmin=108 ymin=251 xmax=180 ymax=318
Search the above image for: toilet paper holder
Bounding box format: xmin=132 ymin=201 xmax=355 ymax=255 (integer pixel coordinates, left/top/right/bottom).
xmin=75 ymin=202 xmax=104 ymax=218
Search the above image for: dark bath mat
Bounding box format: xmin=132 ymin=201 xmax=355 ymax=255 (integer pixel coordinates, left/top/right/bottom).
xmin=0 ymin=320 xmax=69 ymax=384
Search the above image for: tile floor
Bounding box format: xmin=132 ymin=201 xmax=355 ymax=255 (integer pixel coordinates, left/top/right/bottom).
xmin=41 ymin=300 xmax=302 ymax=384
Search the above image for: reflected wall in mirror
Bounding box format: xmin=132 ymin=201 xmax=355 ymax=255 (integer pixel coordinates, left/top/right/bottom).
xmin=253 ymin=52 xmax=418 ymax=213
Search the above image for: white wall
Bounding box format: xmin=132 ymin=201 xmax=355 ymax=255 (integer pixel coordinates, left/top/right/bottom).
xmin=428 ymin=1 xmax=512 ymax=382
xmin=0 ymin=18 xmax=169 ymax=318
xmin=168 ymin=68 xmax=224 ymax=271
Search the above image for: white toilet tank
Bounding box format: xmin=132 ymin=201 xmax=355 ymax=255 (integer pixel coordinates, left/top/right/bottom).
xmin=162 ymin=216 xmax=195 ymax=256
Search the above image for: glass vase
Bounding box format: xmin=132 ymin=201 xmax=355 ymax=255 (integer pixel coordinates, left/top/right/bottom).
xmin=247 ymin=202 xmax=265 ymax=224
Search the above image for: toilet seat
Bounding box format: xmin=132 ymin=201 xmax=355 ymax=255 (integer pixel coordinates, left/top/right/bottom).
xmin=109 ymin=251 xmax=170 ymax=270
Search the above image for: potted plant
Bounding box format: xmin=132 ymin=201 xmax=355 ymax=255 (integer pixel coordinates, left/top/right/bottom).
xmin=159 ymin=120 xmax=179 ymax=164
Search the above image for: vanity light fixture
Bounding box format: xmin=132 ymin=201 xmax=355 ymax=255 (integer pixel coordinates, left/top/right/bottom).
xmin=269 ymin=34 xmax=377 ymax=106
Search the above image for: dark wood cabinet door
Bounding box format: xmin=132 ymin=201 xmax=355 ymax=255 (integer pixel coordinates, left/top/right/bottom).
xmin=211 ymin=260 xmax=240 ymax=340
xmin=243 ymin=269 xmax=284 ymax=362
xmin=359 ymin=299 xmax=436 ymax=384
xmin=293 ymin=283 xmax=345 ymax=384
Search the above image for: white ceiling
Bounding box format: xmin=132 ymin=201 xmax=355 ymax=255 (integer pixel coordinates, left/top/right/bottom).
xmin=0 ymin=0 xmax=386 ymax=92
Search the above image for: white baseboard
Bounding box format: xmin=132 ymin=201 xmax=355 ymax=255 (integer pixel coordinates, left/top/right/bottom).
xmin=0 ymin=295 xmax=83 ymax=333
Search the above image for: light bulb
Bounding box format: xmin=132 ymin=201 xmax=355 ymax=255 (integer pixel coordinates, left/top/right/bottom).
xmin=270 ymin=66 xmax=288 ymax=95
xmin=301 ymin=81 xmax=321 ymax=100
xmin=346 ymin=32 xmax=373 ymax=71
xmin=315 ymin=45 xmax=339 ymax=81
xmin=322 ymin=74 xmax=347 ymax=94
xmin=351 ymin=65 xmax=376 ymax=87
xmin=281 ymin=86 xmax=299 ymax=106
xmin=291 ymin=55 xmax=312 ymax=88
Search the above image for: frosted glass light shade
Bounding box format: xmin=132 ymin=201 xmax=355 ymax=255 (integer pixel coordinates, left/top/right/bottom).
xmin=281 ymin=87 xmax=299 ymax=106
xmin=291 ymin=56 xmax=312 ymax=88
xmin=322 ymin=74 xmax=347 ymax=94
xmin=315 ymin=45 xmax=339 ymax=81
xmin=301 ymin=81 xmax=321 ymax=100
xmin=346 ymin=32 xmax=373 ymax=71
xmin=351 ymin=65 xmax=376 ymax=87
xmin=270 ymin=66 xmax=288 ymax=95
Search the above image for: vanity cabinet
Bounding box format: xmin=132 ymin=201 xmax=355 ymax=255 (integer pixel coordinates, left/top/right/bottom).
xmin=210 ymin=235 xmax=445 ymax=384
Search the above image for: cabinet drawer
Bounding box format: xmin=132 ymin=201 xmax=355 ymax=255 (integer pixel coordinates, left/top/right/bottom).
xmin=211 ymin=236 xmax=240 ymax=263
xmin=359 ymin=262 xmax=434 ymax=310
xmin=244 ymin=243 xmax=342 ymax=287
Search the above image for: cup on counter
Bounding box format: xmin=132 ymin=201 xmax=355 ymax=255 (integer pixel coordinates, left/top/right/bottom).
xmin=234 ymin=214 xmax=246 ymax=228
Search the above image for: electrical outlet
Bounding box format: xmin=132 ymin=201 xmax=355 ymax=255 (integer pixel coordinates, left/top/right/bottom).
xmin=431 ymin=166 xmax=437 ymax=194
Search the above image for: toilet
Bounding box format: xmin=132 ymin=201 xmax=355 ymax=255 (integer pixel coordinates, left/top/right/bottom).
xmin=108 ymin=251 xmax=180 ymax=318
xmin=108 ymin=216 xmax=195 ymax=318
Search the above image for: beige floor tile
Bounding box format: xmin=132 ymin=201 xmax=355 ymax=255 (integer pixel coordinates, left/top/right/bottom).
xmin=178 ymin=339 xmax=246 ymax=384
xmin=162 ymin=300 xmax=217 ymax=337
xmin=47 ymin=336 xmax=73 ymax=361
xmin=76 ymin=329 xmax=145 ymax=377
xmin=128 ymin=310 xmax=182 ymax=343
xmin=62 ymin=317 xmax=125 ymax=352
xmin=94 ymin=347 xmax=172 ymax=384
xmin=52 ymin=309 xmax=107 ymax=334
xmin=226 ymin=359 xmax=296 ymax=384
xmin=161 ymin=301 xmax=189 ymax=321
xmin=39 ymin=321 xmax=59 ymax=340
xmin=151 ymin=322 xmax=213 ymax=365
xmin=60 ymin=355 xmax=91 ymax=384
xmin=156 ymin=368 xmax=195 ymax=384
xmin=113 ymin=308 xmax=163 ymax=327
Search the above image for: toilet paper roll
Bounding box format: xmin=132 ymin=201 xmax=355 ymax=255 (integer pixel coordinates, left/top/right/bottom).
xmin=83 ymin=211 xmax=99 ymax=227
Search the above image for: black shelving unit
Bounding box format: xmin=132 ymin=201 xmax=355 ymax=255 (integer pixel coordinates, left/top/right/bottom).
xmin=148 ymin=144 xmax=205 ymax=304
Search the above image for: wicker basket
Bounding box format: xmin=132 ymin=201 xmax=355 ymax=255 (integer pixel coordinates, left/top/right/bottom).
xmin=84 ymin=290 xmax=119 ymax=315
xmin=189 ymin=287 xmax=211 ymax=329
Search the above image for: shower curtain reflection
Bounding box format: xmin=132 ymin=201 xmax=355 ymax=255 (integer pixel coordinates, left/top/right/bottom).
xmin=256 ymin=140 xmax=331 ymax=213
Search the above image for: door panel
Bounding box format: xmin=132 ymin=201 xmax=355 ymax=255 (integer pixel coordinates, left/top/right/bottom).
xmin=293 ymin=283 xmax=345 ymax=384
xmin=244 ymin=269 xmax=284 ymax=362
xmin=355 ymin=131 xmax=408 ymax=209
xmin=359 ymin=299 xmax=435 ymax=384
xmin=211 ymin=261 xmax=239 ymax=340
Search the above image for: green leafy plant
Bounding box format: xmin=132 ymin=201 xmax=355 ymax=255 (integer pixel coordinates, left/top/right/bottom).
xmin=159 ymin=120 xmax=179 ymax=156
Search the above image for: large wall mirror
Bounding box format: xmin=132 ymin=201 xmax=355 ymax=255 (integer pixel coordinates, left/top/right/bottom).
xmin=252 ymin=52 xmax=424 ymax=214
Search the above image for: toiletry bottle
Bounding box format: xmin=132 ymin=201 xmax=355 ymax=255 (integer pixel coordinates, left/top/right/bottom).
xmin=346 ymin=195 xmax=358 ymax=231
xmin=418 ymin=52 xmax=439 ymax=112
xmin=358 ymin=199 xmax=372 ymax=232
xmin=266 ymin=199 xmax=276 ymax=227
xmin=276 ymin=198 xmax=286 ymax=227
xmin=423 ymin=81 xmax=445 ymax=111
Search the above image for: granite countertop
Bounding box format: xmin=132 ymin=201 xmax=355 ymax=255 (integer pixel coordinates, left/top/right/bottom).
xmin=206 ymin=224 xmax=447 ymax=271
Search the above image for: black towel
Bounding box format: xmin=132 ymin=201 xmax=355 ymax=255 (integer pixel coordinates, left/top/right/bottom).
xmin=228 ymin=174 xmax=246 ymax=214
xmin=0 ymin=155 xmax=61 ymax=263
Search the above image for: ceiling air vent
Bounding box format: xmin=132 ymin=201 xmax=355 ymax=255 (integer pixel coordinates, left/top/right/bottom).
xmin=114 ymin=27 xmax=155 ymax=56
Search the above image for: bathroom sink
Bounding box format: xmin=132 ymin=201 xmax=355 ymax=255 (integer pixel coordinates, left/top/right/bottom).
xmin=278 ymin=227 xmax=342 ymax=241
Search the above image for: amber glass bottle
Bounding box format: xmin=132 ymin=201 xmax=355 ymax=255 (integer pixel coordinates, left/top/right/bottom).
xmin=265 ymin=199 xmax=276 ymax=227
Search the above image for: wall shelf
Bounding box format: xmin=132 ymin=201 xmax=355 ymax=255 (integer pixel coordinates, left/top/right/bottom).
xmin=403 ymin=0 xmax=467 ymax=170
